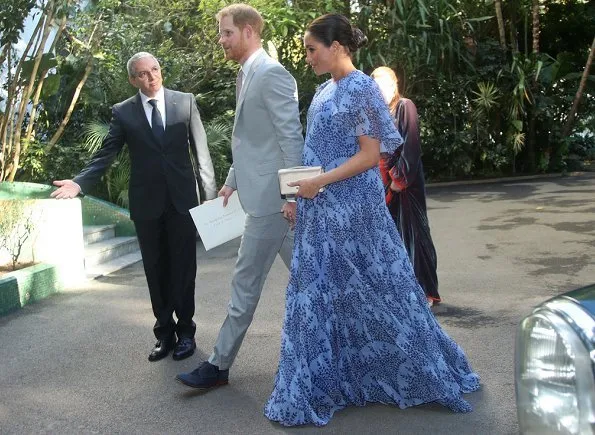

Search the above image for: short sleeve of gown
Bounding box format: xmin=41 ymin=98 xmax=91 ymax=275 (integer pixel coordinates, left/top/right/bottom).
xmin=339 ymin=74 xmax=403 ymax=154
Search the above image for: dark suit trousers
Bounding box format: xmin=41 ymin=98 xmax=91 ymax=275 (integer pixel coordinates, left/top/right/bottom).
xmin=134 ymin=199 xmax=197 ymax=340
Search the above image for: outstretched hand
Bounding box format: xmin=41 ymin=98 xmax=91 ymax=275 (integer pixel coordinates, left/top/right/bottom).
xmin=51 ymin=180 xmax=81 ymax=199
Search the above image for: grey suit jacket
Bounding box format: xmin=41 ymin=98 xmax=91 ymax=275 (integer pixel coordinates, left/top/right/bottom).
xmin=224 ymin=51 xmax=304 ymax=217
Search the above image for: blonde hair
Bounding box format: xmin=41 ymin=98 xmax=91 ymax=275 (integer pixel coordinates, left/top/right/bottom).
xmin=216 ymin=3 xmax=264 ymax=36
xmin=371 ymin=66 xmax=400 ymax=114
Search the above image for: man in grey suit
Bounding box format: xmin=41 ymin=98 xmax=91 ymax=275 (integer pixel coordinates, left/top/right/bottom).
xmin=176 ymin=4 xmax=304 ymax=390
xmin=51 ymin=52 xmax=217 ymax=362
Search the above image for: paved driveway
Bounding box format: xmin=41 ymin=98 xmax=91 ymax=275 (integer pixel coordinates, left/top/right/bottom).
xmin=1 ymin=174 xmax=594 ymax=434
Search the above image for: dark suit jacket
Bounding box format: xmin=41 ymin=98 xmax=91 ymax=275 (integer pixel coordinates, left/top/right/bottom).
xmin=74 ymin=88 xmax=217 ymax=220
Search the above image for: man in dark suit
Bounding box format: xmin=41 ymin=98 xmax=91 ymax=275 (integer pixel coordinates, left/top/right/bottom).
xmin=51 ymin=52 xmax=218 ymax=362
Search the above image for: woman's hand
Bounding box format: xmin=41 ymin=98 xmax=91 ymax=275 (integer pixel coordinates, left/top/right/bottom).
xmin=390 ymin=180 xmax=402 ymax=192
xmin=288 ymin=176 xmax=325 ymax=199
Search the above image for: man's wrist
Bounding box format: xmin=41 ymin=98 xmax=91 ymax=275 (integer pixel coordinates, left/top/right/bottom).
xmin=74 ymin=182 xmax=83 ymax=196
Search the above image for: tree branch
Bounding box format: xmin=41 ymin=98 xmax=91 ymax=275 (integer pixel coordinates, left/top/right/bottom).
xmin=46 ymin=56 xmax=93 ymax=150
xmin=23 ymin=17 xmax=68 ymax=149
xmin=0 ymin=8 xmax=45 ymax=176
xmin=46 ymin=15 xmax=103 ymax=150
xmin=494 ymin=0 xmax=506 ymax=50
xmin=563 ymin=36 xmax=595 ymax=138
xmin=7 ymin=0 xmax=56 ymax=181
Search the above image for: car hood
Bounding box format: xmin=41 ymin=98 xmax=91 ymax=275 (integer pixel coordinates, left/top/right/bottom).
xmin=557 ymin=283 xmax=595 ymax=318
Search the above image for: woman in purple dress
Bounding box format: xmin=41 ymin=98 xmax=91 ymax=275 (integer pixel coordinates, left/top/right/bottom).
xmin=264 ymin=14 xmax=479 ymax=427
xmin=371 ymin=66 xmax=441 ymax=306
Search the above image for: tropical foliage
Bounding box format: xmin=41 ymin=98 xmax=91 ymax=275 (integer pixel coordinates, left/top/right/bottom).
xmin=1 ymin=0 xmax=593 ymax=204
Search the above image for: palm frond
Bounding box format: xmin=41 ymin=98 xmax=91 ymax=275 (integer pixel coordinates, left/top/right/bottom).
xmin=204 ymin=118 xmax=234 ymax=187
xmin=81 ymin=121 xmax=110 ymax=153
xmin=108 ymin=162 xmax=131 ymax=208
xmin=511 ymin=132 xmax=526 ymax=154
xmin=472 ymin=82 xmax=499 ymax=120
xmin=205 ymin=120 xmax=232 ymax=150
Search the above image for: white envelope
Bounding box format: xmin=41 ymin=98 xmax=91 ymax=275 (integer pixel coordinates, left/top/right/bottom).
xmin=189 ymin=192 xmax=246 ymax=251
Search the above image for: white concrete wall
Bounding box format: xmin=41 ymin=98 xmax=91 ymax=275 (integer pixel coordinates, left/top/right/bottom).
xmin=0 ymin=199 xmax=85 ymax=288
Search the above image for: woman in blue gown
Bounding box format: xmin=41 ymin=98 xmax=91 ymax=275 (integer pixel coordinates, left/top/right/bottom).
xmin=264 ymin=14 xmax=480 ymax=427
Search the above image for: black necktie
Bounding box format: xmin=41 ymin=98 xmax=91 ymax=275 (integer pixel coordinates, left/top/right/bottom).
xmin=148 ymin=99 xmax=165 ymax=143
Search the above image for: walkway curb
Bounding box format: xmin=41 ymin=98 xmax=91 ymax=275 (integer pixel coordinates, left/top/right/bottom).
xmin=426 ymin=171 xmax=594 ymax=188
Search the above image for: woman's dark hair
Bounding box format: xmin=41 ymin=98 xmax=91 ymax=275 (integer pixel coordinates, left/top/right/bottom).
xmin=306 ymin=14 xmax=368 ymax=52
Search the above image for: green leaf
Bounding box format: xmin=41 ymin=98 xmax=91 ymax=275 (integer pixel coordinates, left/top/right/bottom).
xmin=41 ymin=74 xmax=61 ymax=98
xmin=534 ymin=60 xmax=543 ymax=81
xmin=65 ymin=54 xmax=77 ymax=65
xmin=20 ymin=53 xmax=58 ymax=79
xmin=82 ymin=121 xmax=110 ymax=153
xmin=467 ymin=16 xmax=494 ymax=22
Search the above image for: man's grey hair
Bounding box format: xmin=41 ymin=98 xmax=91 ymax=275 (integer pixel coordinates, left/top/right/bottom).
xmin=126 ymin=52 xmax=159 ymax=77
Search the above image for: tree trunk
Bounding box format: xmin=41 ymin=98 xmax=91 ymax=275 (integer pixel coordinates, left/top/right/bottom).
xmin=2 ymin=104 xmax=16 ymax=181
xmin=532 ymin=0 xmax=540 ymax=54
xmin=494 ymin=0 xmax=506 ymax=50
xmin=46 ymin=56 xmax=94 ymax=150
xmin=46 ymin=15 xmax=103 ymax=150
xmin=0 ymin=43 xmax=9 ymax=70
xmin=0 ymin=11 xmax=44 ymax=177
xmin=0 ymin=45 xmax=11 ymax=181
xmin=7 ymin=1 xmax=56 ymax=181
xmin=23 ymin=18 xmax=68 ymax=150
xmin=563 ymin=36 xmax=595 ymax=138
xmin=527 ymin=109 xmax=537 ymax=172
xmin=525 ymin=0 xmax=541 ymax=172
xmin=509 ymin=7 xmax=519 ymax=55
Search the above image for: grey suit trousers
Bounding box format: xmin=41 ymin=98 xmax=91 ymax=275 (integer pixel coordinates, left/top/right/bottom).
xmin=209 ymin=212 xmax=293 ymax=370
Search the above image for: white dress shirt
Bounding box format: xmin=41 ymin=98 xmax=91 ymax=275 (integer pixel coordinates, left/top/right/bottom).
xmin=239 ymin=47 xmax=265 ymax=84
xmin=140 ymin=86 xmax=166 ymax=128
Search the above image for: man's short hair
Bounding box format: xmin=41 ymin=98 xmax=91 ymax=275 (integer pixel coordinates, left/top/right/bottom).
xmin=127 ymin=52 xmax=159 ymax=78
xmin=216 ymin=3 xmax=264 ymax=36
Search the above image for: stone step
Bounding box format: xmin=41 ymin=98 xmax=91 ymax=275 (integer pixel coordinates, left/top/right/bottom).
xmin=84 ymin=237 xmax=139 ymax=267
xmin=85 ymin=251 xmax=143 ymax=279
xmin=83 ymin=225 xmax=116 ymax=246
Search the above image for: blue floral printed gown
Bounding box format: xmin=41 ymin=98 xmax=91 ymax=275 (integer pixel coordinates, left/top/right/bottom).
xmin=264 ymin=71 xmax=480 ymax=427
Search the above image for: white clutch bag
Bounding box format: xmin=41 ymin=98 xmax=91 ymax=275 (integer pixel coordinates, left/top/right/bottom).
xmin=278 ymin=166 xmax=324 ymax=198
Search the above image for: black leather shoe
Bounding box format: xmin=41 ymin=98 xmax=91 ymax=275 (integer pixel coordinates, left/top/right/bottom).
xmin=176 ymin=361 xmax=229 ymax=390
xmin=172 ymin=337 xmax=196 ymax=361
xmin=148 ymin=337 xmax=174 ymax=362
